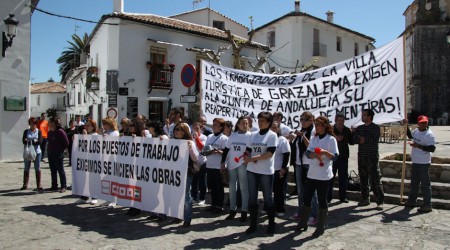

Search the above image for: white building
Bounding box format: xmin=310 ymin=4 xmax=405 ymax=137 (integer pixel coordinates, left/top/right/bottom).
xmin=253 ymin=1 xmax=375 ymax=72
xmin=0 ymin=0 xmax=38 ymax=162
xmin=30 ymin=82 xmax=66 ymax=123
xmin=86 ymin=0 xmax=267 ymax=125
xmin=62 ymin=65 xmax=100 ymax=126
xmin=170 ymin=7 xmax=249 ymax=38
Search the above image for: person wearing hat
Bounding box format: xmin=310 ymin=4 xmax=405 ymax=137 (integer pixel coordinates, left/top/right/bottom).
xmin=404 ymin=115 xmax=436 ymax=213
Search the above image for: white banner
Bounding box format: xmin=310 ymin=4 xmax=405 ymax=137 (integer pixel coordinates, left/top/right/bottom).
xmin=71 ymin=135 xmax=188 ymax=219
xmin=201 ymin=37 xmax=405 ymax=129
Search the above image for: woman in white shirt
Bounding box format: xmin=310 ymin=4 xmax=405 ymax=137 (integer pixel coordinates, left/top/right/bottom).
xmin=296 ymin=116 xmax=338 ymax=238
xmin=221 ymin=116 xmax=251 ymax=222
xmin=204 ymin=118 xmax=228 ymax=212
xmin=244 ymin=112 xmax=278 ymax=234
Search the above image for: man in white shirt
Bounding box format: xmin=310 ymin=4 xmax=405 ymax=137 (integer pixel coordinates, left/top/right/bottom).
xmin=404 ymin=115 xmax=436 ymax=213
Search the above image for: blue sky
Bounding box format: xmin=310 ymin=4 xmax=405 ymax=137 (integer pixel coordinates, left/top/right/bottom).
xmin=31 ymin=0 xmax=412 ymax=83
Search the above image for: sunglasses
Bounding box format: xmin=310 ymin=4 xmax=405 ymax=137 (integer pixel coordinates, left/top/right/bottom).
xmin=174 ymin=127 xmax=182 ymax=132
xmin=300 ymin=118 xmax=311 ymax=122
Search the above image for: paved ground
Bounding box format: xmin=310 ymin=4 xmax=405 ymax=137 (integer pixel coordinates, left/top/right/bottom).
xmin=0 ymin=126 xmax=449 ymax=249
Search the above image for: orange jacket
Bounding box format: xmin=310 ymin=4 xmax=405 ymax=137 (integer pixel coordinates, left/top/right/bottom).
xmin=39 ymin=120 xmax=49 ymax=138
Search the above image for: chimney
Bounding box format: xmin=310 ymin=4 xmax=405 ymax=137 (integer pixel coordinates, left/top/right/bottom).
xmin=113 ymin=0 xmax=124 ymax=13
xmin=326 ymin=10 xmax=334 ymax=23
xmin=295 ymin=1 xmax=300 ymax=12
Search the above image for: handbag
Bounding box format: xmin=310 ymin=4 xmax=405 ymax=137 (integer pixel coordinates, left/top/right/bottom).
xmin=24 ymin=142 xmax=37 ymax=161
xmin=347 ymin=170 xmax=361 ymax=191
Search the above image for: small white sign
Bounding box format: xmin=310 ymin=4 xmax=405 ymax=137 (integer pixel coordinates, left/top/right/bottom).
xmin=180 ymin=95 xmax=197 ymax=103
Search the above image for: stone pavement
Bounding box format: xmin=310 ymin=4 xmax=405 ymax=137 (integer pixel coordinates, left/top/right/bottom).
xmin=0 ymin=126 xmax=449 ymax=249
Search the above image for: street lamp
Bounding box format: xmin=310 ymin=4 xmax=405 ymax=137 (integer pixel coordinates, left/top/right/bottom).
xmin=2 ymin=14 xmax=19 ymax=57
xmin=446 ymin=28 xmax=450 ymax=44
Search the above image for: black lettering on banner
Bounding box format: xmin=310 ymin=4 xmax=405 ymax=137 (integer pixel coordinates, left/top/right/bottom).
xmin=78 ymin=139 xmax=87 ymax=152
xmin=151 ymin=168 xmax=181 ymax=187
xmin=130 ymin=142 xmax=140 ymax=157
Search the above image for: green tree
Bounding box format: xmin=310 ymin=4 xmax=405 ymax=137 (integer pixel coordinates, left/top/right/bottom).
xmin=56 ymin=33 xmax=89 ymax=81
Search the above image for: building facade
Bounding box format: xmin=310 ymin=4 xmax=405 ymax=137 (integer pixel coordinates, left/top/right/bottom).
xmin=253 ymin=1 xmax=375 ymax=73
xmin=30 ymin=82 xmax=66 ymax=124
xmin=0 ymin=0 xmax=38 ymax=162
xmin=403 ymin=0 xmax=450 ymax=124
xmin=86 ymin=0 xmax=266 ymax=125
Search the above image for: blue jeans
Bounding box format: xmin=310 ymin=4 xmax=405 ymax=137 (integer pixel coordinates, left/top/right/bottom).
xmin=48 ymin=152 xmax=67 ymax=188
xmin=247 ymin=171 xmax=273 ymax=210
xmin=295 ymin=164 xmax=318 ymax=217
xmin=228 ymin=164 xmax=249 ymax=212
xmin=274 ymin=169 xmax=288 ymax=213
xmin=408 ymin=163 xmax=432 ymax=207
xmin=24 ymin=153 xmax=41 ymax=171
xmin=184 ymin=175 xmax=193 ymax=222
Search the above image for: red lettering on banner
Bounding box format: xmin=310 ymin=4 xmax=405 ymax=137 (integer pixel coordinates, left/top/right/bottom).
xmin=109 ymin=181 xmax=142 ymax=202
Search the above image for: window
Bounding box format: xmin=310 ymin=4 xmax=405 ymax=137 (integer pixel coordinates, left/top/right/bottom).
xmin=354 ymin=42 xmax=359 ymax=56
xmin=37 ymin=95 xmax=40 ymax=105
xmin=213 ymin=20 xmax=225 ymax=30
xmin=149 ymin=47 xmax=172 ymax=88
xmin=148 ymin=101 xmax=164 ymax=123
xmin=78 ymin=92 xmax=81 ymax=104
xmin=267 ymin=30 xmax=275 ymax=48
xmin=336 ymin=36 xmax=342 ymax=52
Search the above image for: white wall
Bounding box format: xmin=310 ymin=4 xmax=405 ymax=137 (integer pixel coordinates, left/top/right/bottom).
xmin=0 ymin=0 xmax=32 ymax=162
xmin=30 ymin=92 xmax=65 ymax=118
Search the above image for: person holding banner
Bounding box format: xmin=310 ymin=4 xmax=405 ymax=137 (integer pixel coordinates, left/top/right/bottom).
xmin=404 ymin=116 xmax=436 ymax=213
xmin=172 ymin=122 xmax=199 ymax=228
xmin=220 ymin=116 xmax=251 ymax=222
xmin=47 ymin=117 xmax=69 ymax=193
xmin=244 ymin=112 xmax=278 ymax=234
xmin=204 ymin=118 xmax=228 ymax=213
xmin=290 ymin=111 xmax=319 ymax=225
xmin=270 ymin=120 xmax=291 ymax=217
xmin=296 ymin=116 xmax=338 ymax=237
xmin=75 ymin=119 xmax=99 ymax=205
xmin=101 ymin=117 xmax=120 ymax=208
xmin=352 ymin=109 xmax=384 ymax=209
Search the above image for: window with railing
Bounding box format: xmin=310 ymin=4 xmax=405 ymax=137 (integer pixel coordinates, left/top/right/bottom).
xmin=148 ymin=47 xmax=173 ymax=90
xmin=313 ymin=43 xmax=327 ymax=57
xmin=354 ymin=42 xmax=359 ymax=56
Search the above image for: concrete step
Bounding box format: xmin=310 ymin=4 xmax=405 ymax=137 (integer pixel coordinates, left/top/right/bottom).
xmin=382 ymin=177 xmax=450 ymax=200
xmin=334 ymin=189 xmax=450 ymax=210
xmin=380 ymin=159 xmax=450 ymax=183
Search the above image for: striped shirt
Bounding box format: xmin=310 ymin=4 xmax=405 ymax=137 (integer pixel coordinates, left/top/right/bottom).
xmin=353 ymin=122 xmax=380 ymax=156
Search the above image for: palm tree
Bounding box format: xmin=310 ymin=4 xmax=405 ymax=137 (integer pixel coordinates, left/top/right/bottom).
xmin=56 ymin=33 xmax=89 ymax=81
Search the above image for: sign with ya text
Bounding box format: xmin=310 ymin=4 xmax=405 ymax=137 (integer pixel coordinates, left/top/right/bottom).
xmin=201 ymin=37 xmax=405 ymax=129
xmin=71 ymin=135 xmax=189 ymax=219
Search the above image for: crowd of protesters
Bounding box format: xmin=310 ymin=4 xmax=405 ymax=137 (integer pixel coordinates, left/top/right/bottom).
xmin=19 ymin=109 xmax=436 ymax=235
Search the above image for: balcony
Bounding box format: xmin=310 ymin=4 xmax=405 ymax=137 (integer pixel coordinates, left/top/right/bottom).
xmin=313 ymin=43 xmax=327 ymax=57
xmin=148 ymin=64 xmax=174 ymax=94
xmin=86 ymin=76 xmax=100 ymax=91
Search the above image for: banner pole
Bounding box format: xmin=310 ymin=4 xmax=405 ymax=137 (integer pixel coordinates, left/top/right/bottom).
xmin=399 ymin=35 xmax=408 ymax=204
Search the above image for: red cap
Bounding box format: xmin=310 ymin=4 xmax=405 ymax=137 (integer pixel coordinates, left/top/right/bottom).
xmin=417 ymin=115 xmax=428 ymax=123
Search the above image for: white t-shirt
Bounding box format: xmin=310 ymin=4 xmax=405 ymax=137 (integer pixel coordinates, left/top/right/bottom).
xmin=295 ymin=127 xmax=316 ymax=166
xmin=75 ymin=121 xmax=85 ymax=127
xmin=143 ymin=130 xmax=152 ymax=138
xmin=249 ymin=127 xmax=259 ymax=133
xmin=274 ymin=136 xmax=291 ymax=171
xmin=411 ymin=128 xmax=435 ymax=164
xmin=225 ymin=131 xmax=252 ymax=170
xmin=307 ymin=134 xmax=339 ymax=181
xmin=103 ymin=130 xmax=120 ymax=137
xmin=280 ymin=123 xmax=294 ymax=136
xmin=246 ymin=130 xmax=278 ymax=175
xmin=205 ymin=133 xmax=228 ymax=169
